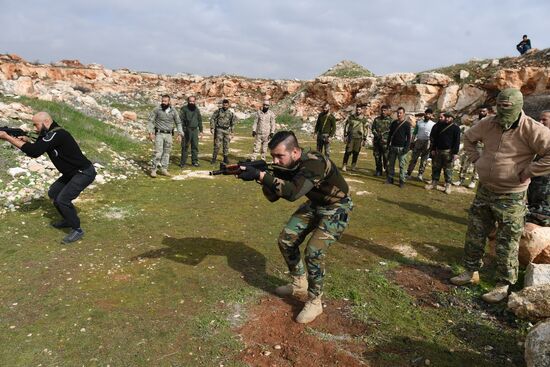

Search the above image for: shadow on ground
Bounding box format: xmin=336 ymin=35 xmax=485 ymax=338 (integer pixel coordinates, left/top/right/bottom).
xmin=134 ymin=236 xmax=284 ymax=295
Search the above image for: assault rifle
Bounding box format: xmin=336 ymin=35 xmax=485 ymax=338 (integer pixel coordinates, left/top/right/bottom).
xmin=209 ymin=159 xmax=269 ymax=176
xmin=0 ymin=126 xmax=30 ymax=138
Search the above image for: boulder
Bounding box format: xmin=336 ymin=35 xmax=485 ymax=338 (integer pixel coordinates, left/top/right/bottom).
xmin=437 ymin=85 xmax=460 ymax=111
xmin=519 ymin=223 xmax=550 ymax=265
xmin=459 ymin=70 xmax=470 ymax=79
xmin=122 ymin=111 xmax=137 ymax=121
xmin=524 ymin=319 xmax=550 ymax=367
xmin=524 ymin=263 xmax=550 ymax=287
xmin=7 ymin=167 xmax=27 ymax=177
xmin=508 ymin=284 xmax=550 ymax=320
xmin=418 ymin=72 xmax=452 ymax=86
xmin=535 ymin=247 xmax=550 ymax=264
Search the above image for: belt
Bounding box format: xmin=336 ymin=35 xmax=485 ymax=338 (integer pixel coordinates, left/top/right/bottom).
xmin=155 ymin=128 xmax=173 ymax=134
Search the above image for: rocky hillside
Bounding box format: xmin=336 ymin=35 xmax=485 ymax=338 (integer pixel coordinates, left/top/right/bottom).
xmin=1 ymin=49 xmax=550 ymax=124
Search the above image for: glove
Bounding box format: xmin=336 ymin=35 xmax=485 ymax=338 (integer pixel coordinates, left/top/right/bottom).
xmin=237 ymin=165 xmax=260 ymax=181
xmin=268 ymin=133 xmax=273 ymax=140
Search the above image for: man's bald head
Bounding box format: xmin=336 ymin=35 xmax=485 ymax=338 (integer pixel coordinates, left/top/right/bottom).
xmin=32 ymin=112 xmax=53 ymax=133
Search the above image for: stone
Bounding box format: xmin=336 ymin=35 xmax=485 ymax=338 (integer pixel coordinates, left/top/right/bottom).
xmin=7 ymin=167 xmax=27 ymax=177
xmin=519 ymin=223 xmax=550 ymax=265
xmin=524 ymin=319 xmax=550 ymax=367
xmin=122 ymin=111 xmax=137 ymax=121
xmin=491 ymin=59 xmax=500 ymax=67
xmin=454 ymin=85 xmax=487 ymax=111
xmin=524 ymin=264 xmax=550 ymax=287
xmin=437 ymin=84 xmax=460 ymax=111
xmin=535 ymin=247 xmax=550 ymax=264
xmin=508 ymin=284 xmax=550 ymax=320
xmin=27 ymin=162 xmax=45 ymax=173
xmin=459 ymin=70 xmax=470 ymax=80
xmin=418 ymin=72 xmax=452 ymax=86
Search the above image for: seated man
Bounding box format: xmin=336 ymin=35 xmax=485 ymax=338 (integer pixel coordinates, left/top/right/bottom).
xmin=516 ymin=35 xmax=532 ymax=55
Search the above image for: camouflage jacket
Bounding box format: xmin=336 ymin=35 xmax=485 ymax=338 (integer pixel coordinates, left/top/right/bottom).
xmin=262 ymin=149 xmax=349 ymax=206
xmin=147 ymin=106 xmax=183 ymax=135
xmin=314 ymin=112 xmax=337 ymax=136
xmin=372 ymin=115 xmax=393 ymax=142
xmin=344 ymin=115 xmax=367 ymax=139
xmin=211 ymin=108 xmax=236 ymax=132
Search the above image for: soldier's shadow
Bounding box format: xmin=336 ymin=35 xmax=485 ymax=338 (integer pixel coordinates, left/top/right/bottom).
xmin=134 ymin=236 xmax=287 ymax=297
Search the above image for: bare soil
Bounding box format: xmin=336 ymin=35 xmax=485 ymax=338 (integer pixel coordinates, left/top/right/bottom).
xmin=236 ymin=296 xmax=370 ymax=366
xmin=387 ymin=265 xmax=452 ymax=307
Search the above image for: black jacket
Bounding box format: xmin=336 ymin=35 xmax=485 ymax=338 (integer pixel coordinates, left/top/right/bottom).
xmin=429 ymin=122 xmax=461 ymax=155
xmin=387 ymin=119 xmax=411 ymax=150
xmin=20 ymin=121 xmax=92 ymax=177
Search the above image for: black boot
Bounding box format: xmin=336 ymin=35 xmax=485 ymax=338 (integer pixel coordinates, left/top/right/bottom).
xmin=223 ymin=156 xmax=229 ymax=164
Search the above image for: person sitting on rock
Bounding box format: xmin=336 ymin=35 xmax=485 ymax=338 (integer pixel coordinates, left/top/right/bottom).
xmin=516 ymin=35 xmax=532 ymax=55
xmin=0 ymin=112 xmax=96 ymax=243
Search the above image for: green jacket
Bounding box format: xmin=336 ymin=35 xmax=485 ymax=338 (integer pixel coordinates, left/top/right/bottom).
xmin=314 ymin=112 xmax=337 ymax=136
xmin=180 ymin=105 xmax=203 ymax=132
xmin=344 ymin=115 xmax=367 ymax=139
xmin=372 ymin=115 xmax=393 ymax=142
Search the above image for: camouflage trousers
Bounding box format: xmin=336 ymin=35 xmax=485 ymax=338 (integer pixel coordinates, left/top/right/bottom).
xmin=387 ymin=146 xmax=408 ymax=182
xmin=212 ymin=128 xmax=231 ymax=159
xmin=527 ymin=174 xmax=550 ymax=226
xmin=458 ymin=153 xmax=478 ymax=182
xmin=372 ymin=139 xmax=388 ymax=173
xmin=252 ymin=133 xmax=269 ymax=160
xmin=151 ymin=132 xmax=173 ymax=170
xmin=316 ymin=134 xmax=331 ymax=158
xmin=431 ymin=149 xmax=454 ymax=184
xmin=407 ymin=139 xmax=430 ymax=176
xmin=278 ymin=197 xmax=353 ymax=296
xmin=464 ymin=185 xmax=527 ymax=284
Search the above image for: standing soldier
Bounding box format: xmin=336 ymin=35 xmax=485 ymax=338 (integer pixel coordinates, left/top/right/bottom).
xmin=406 ymin=108 xmax=435 ymax=181
xmin=526 ymin=110 xmax=550 ymax=226
xmin=148 ymin=94 xmax=183 ymax=177
xmin=210 ymin=99 xmax=236 ymax=164
xmin=236 ymin=131 xmax=352 ymax=324
xmin=342 ymin=105 xmax=367 ymax=171
xmin=450 ymin=89 xmax=550 ymax=303
xmin=252 ymin=100 xmax=276 ymax=160
xmin=455 ymin=105 xmax=490 ymax=188
xmin=425 ymin=113 xmax=460 ymax=194
xmin=179 ymin=96 xmax=203 ymax=167
xmin=372 ymin=105 xmax=393 ymax=176
xmin=314 ymin=103 xmax=337 ymax=158
xmin=385 ymin=107 xmax=411 ymax=188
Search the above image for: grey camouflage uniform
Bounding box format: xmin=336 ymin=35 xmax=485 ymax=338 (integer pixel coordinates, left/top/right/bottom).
xmin=147 ymin=106 xmax=182 ymax=170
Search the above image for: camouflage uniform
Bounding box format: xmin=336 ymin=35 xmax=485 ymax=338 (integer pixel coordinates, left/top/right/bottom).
xmin=261 ymin=149 xmax=353 ymax=296
xmin=372 ymin=115 xmax=393 ymax=174
xmin=342 ymin=114 xmax=367 ymax=168
xmin=432 ymin=150 xmax=454 ymax=183
xmin=147 ymin=106 xmax=183 ymax=170
xmin=252 ymin=109 xmax=276 ymax=160
xmin=314 ymin=112 xmax=337 ymax=158
xmin=458 ymin=121 xmax=482 ymax=184
xmin=464 ymin=185 xmax=526 ymax=284
xmin=527 ymin=170 xmax=550 ymax=226
xmin=211 ymin=108 xmax=236 ymax=161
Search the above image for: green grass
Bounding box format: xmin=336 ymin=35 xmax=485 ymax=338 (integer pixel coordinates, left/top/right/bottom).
xmin=322 ymin=61 xmax=375 ymax=78
xmin=0 ymin=109 xmax=527 ymax=366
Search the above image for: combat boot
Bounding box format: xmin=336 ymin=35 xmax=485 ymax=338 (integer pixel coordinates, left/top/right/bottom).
xmin=450 ymin=271 xmax=480 ymax=286
xmin=150 ymin=169 xmax=157 ymax=178
xmin=275 ymin=274 xmax=308 ymax=300
xmin=210 ymin=158 xmax=216 ymax=164
xmin=374 ymin=170 xmax=382 ymax=177
xmin=351 ymin=163 xmax=357 ymax=171
xmin=452 ymin=179 xmax=464 ymax=187
xmin=444 ymin=183 xmax=452 ymax=194
xmin=468 ymin=181 xmax=477 ymax=189
xmin=425 ymin=180 xmax=437 ymax=190
xmin=417 ymin=174 xmax=423 ymax=182
xmin=159 ymin=169 xmax=171 ymax=177
xmin=223 ymin=156 xmax=229 ymax=164
xmin=341 ymin=164 xmax=347 ymax=172
xmin=481 ymin=283 xmax=509 ymax=303
xmin=296 ymin=293 xmax=323 ymax=324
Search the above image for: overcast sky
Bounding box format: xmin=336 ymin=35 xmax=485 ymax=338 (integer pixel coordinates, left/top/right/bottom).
xmin=1 ymin=0 xmax=548 ymax=80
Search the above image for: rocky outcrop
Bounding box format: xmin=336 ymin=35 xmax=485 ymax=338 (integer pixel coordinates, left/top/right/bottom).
xmin=524 ymin=263 xmax=550 ymax=287
xmin=519 ymin=223 xmax=550 ymax=265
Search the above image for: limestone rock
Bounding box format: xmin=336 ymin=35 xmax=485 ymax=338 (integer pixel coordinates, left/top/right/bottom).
xmin=122 ymin=111 xmax=137 ymax=121
xmin=508 ymin=284 xmax=550 ymax=320
xmin=8 ymin=167 xmax=27 ymax=177
xmin=519 ymin=223 xmax=550 ymax=265
xmin=524 ymin=319 xmax=550 ymax=367
xmin=459 ymin=70 xmax=470 ymax=79
xmin=418 ymin=72 xmax=452 ymax=86
xmin=524 ymin=263 xmax=550 ymax=287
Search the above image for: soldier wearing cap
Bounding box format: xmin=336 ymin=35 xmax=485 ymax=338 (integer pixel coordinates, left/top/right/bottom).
xmin=252 ymin=100 xmax=276 ymax=160
xmin=314 ymin=103 xmax=337 ymax=158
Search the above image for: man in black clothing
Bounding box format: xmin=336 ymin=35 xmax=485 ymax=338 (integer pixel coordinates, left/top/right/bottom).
xmin=516 ymin=35 xmax=531 ymax=55
xmin=425 ymin=112 xmax=461 ymax=194
xmin=385 ymin=107 xmax=411 ymax=188
xmin=0 ymin=112 xmax=96 ymax=243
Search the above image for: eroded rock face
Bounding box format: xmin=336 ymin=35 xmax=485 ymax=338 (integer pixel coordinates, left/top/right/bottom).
xmin=524 ymin=319 xmax=550 ymax=367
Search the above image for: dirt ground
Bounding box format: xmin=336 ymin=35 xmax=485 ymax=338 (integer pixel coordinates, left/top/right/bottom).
xmin=237 ymin=296 xmax=370 ymax=366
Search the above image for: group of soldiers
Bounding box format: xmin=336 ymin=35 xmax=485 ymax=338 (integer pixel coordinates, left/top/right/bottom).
xmin=147 ymin=95 xmax=276 ymax=177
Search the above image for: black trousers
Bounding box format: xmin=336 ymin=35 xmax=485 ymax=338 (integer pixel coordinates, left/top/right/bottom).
xmin=48 ymin=165 xmax=96 ymax=229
